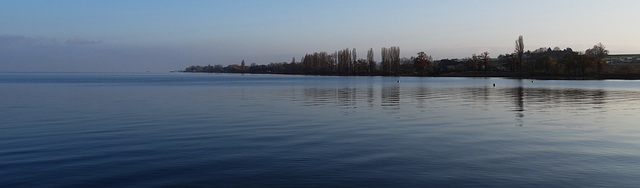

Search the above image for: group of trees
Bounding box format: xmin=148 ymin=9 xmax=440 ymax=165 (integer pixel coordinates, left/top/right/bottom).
xmin=296 ymin=47 xmax=389 ymax=75
xmin=186 ymin=46 xmax=439 ymax=76
xmin=380 ymin=46 xmax=400 ymax=74
xmin=459 ymin=52 xmax=491 ymax=71
xmin=497 ymin=35 xmax=611 ymax=75
xmin=186 ymin=35 xmax=621 ymax=76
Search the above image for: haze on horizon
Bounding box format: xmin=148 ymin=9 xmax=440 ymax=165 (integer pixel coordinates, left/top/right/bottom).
xmin=2 ymin=0 xmax=639 ymax=72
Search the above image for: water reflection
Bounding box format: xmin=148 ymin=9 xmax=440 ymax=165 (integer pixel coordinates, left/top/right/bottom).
xmin=302 ymin=88 xmax=333 ymax=106
xmin=337 ymin=87 xmax=357 ymax=109
xmin=506 ymin=80 xmax=525 ymax=126
xmin=367 ymin=86 xmax=375 ymax=108
xmin=381 ymin=85 xmax=400 ymax=111
xmin=517 ymin=87 xmax=608 ymax=126
xmin=413 ymin=85 xmax=431 ymax=110
xmin=292 ymin=78 xmax=640 ymax=127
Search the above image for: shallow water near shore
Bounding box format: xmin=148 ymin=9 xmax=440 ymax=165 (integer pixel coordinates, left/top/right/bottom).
xmin=2 ymin=72 xmax=640 ymax=187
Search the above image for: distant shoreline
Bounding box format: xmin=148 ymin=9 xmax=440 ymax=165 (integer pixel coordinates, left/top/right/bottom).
xmin=182 ymin=71 xmax=640 ymax=80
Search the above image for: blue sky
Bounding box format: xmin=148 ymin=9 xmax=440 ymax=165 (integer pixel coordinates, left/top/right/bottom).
xmin=2 ymin=0 xmax=639 ymax=72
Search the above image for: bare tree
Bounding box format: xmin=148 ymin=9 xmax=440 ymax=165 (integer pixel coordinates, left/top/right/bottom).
xmin=515 ymin=35 xmax=524 ymax=71
xmin=381 ymin=47 xmax=390 ymax=73
xmin=480 ymin=51 xmax=490 ymax=71
xmin=352 ymin=48 xmax=357 ymax=73
xmin=367 ymin=48 xmax=375 ymax=73
xmin=333 ymin=51 xmax=338 ymax=72
xmin=466 ymin=54 xmax=481 ymax=71
xmin=337 ymin=48 xmax=352 ymax=74
xmin=391 ymin=46 xmax=400 ymax=74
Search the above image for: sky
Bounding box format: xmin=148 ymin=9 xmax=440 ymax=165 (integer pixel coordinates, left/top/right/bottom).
xmin=2 ymin=0 xmax=640 ymax=72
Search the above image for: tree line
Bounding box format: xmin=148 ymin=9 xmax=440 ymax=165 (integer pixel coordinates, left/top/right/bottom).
xmin=497 ymin=36 xmax=612 ymax=75
xmin=185 ymin=46 xmax=442 ymax=76
xmin=185 ymin=36 xmax=625 ymax=76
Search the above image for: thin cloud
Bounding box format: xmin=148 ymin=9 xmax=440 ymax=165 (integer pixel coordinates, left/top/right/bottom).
xmin=66 ymin=37 xmax=103 ymax=45
xmin=0 ymin=34 xmax=40 ymax=46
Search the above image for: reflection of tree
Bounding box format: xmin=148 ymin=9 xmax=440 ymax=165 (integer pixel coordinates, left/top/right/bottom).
xmin=505 ymin=80 xmax=524 ymax=126
xmin=461 ymin=86 xmax=492 ymax=110
xmin=302 ymin=88 xmax=333 ymax=106
xmin=302 ymin=87 xmax=359 ymax=109
xmin=381 ymin=85 xmax=400 ymax=111
xmin=501 ymin=81 xmax=610 ymax=126
xmin=523 ymin=88 xmax=607 ymax=111
xmin=414 ymin=86 xmax=430 ymax=109
xmin=514 ymin=87 xmax=524 ymax=112
xmin=295 ymin=79 xmax=613 ymax=126
xmin=591 ymin=90 xmax=606 ymax=106
xmin=514 ymin=86 xmax=524 ymax=126
xmin=337 ymin=87 xmax=357 ymax=108
xmin=367 ymin=85 xmax=375 ymax=107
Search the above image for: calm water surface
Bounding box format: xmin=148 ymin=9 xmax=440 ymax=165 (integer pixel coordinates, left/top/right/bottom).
xmin=2 ymin=73 xmax=640 ymax=187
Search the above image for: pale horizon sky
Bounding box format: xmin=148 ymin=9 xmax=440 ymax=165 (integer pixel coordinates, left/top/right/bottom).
xmin=2 ymin=0 xmax=639 ymax=72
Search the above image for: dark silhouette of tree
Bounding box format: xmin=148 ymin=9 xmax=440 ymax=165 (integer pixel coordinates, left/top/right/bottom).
xmin=301 ymin=52 xmax=333 ymax=74
xmin=367 ymin=48 xmax=375 ymax=74
xmin=337 ymin=48 xmax=352 ymax=74
xmin=393 ymin=46 xmax=400 ymax=74
xmin=327 ymin=52 xmax=337 ymax=72
xmin=382 ymin=46 xmax=400 ymax=74
xmin=302 ymin=53 xmax=312 ymax=73
xmin=332 ymin=51 xmax=338 ymax=72
xmin=184 ymin=41 xmax=627 ymax=77
xmin=356 ymin=59 xmax=368 ymax=73
xmin=480 ymin=52 xmax=490 ymax=71
xmin=352 ymin=48 xmax=357 ymax=73
xmin=535 ymin=55 xmax=555 ymax=73
xmin=465 ymin=54 xmax=481 ymax=71
xmin=414 ymin=52 xmax=432 ymax=74
xmin=515 ymin=35 xmax=524 ymax=71
xmin=586 ymin=43 xmax=609 ymax=74
xmin=380 ymin=46 xmax=400 ymax=74
xmin=400 ymin=57 xmax=414 ymax=74
xmin=575 ymin=52 xmax=592 ymax=74
xmin=558 ymin=53 xmax=577 ymax=75
xmin=381 ymin=47 xmax=390 ymax=74
xmin=241 ymin=60 xmax=246 ymax=72
xmin=497 ymin=54 xmax=517 ymax=72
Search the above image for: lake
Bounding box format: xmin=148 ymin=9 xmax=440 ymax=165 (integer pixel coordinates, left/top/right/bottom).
xmin=2 ymin=72 xmax=640 ymax=187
